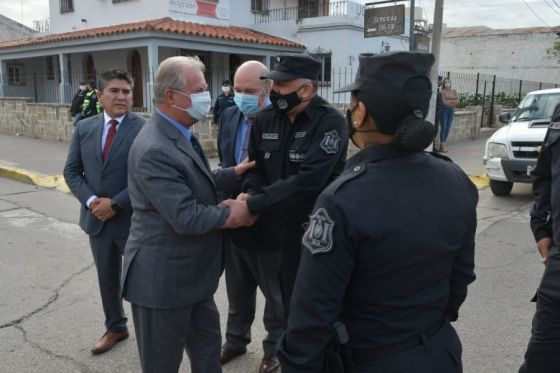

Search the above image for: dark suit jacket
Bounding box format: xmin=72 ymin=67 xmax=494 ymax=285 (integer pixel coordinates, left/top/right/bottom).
xmin=63 ymin=112 xmax=145 ymax=238
xmin=217 ymin=105 xmax=243 ymax=170
xmin=122 ymin=111 xmax=238 ymax=309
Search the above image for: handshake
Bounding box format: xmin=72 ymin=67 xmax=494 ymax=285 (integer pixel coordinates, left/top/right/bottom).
xmin=220 ymin=193 xmax=259 ymax=229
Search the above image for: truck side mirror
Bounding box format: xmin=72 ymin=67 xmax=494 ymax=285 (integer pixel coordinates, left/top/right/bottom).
xmin=499 ymin=112 xmax=511 ymax=124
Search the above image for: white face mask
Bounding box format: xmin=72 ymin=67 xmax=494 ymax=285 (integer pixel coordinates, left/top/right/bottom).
xmin=172 ymin=90 xmax=212 ymax=122
xmin=222 ymin=86 xmax=231 ymax=94
xmin=79 ymin=85 xmax=86 ymax=90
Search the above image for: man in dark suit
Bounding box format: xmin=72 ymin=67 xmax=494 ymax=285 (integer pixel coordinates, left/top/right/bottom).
xmin=217 ymin=61 xmax=283 ymax=373
xmin=122 ymin=56 xmax=257 ymax=373
xmin=63 ymin=69 xmax=145 ymax=354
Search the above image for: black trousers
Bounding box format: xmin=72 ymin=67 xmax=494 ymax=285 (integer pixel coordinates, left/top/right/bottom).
xmin=519 ymin=247 xmax=560 ymax=373
xmin=279 ymin=228 xmax=304 ymax=318
xmin=345 ymin=321 xmax=463 ymax=373
xmin=224 ymin=245 xmax=284 ymax=356
xmin=88 ymin=231 xmax=127 ymax=332
xmin=132 ymin=298 xmax=222 ymax=373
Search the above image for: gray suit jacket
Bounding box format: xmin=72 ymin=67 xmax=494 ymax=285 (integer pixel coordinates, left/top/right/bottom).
xmin=63 ymin=112 xmax=145 ymax=237
xmin=122 ymin=111 xmax=238 ymax=309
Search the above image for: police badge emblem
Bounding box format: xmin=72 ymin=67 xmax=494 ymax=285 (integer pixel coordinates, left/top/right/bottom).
xmin=303 ymin=208 xmax=335 ymax=255
xmin=320 ymin=130 xmax=341 ymax=154
xmin=277 ymin=99 xmax=288 ymax=110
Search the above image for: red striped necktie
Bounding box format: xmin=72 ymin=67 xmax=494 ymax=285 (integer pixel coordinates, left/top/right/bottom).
xmin=102 ymin=119 xmax=118 ymax=162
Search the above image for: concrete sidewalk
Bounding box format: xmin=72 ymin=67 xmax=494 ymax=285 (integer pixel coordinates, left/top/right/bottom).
xmin=0 ymin=130 xmax=493 ymax=191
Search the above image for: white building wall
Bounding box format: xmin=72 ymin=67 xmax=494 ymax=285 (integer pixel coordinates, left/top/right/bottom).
xmin=49 ymin=0 xmax=253 ymax=33
xmin=441 ymin=32 xmax=560 ymax=84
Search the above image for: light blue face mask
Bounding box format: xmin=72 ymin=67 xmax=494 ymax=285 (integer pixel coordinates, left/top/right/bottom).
xmin=234 ymin=92 xmax=263 ymax=116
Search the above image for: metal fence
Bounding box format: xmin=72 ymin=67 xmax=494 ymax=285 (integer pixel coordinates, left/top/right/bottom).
xmin=2 ymin=67 xmax=558 ymax=125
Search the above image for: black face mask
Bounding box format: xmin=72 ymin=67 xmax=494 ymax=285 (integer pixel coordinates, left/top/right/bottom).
xmin=346 ymin=104 xmax=379 ymax=148
xmin=346 ymin=106 xmax=358 ymax=144
xmin=270 ymin=85 xmax=305 ymax=113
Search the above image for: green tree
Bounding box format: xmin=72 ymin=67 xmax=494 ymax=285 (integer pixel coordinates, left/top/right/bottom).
xmin=547 ymin=40 xmax=560 ymax=63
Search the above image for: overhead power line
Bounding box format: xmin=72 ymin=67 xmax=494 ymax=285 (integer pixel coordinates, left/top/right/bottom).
xmin=523 ymin=0 xmax=549 ymax=25
xmin=543 ymin=0 xmax=560 ymax=16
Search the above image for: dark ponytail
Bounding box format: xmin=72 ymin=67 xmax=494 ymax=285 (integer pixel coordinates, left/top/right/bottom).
xmin=394 ymin=111 xmax=436 ymax=151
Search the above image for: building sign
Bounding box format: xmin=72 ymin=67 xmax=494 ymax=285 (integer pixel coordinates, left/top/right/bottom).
xmin=169 ymin=0 xmax=230 ymax=19
xmin=415 ymin=34 xmax=431 ymax=52
xmin=364 ymin=4 xmax=405 ymax=38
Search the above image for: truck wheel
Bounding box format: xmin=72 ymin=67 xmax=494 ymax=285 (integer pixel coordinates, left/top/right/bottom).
xmin=490 ymin=180 xmax=514 ymax=196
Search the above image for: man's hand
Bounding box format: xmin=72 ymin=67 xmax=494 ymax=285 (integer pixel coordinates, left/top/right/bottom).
xmin=90 ymin=197 xmax=117 ymax=222
xmin=236 ymin=193 xmax=251 ymax=202
xmin=234 ymin=158 xmax=256 ymax=177
xmin=537 ymin=237 xmax=553 ymax=265
xmin=220 ymin=199 xmax=258 ymax=229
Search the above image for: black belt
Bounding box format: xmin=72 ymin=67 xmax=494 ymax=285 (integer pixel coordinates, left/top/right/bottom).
xmin=351 ymin=319 xmax=446 ymax=363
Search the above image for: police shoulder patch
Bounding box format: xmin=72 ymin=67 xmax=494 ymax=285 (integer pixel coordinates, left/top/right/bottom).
xmin=320 ymin=130 xmax=341 ymax=154
xmin=302 ymin=208 xmax=335 ymax=255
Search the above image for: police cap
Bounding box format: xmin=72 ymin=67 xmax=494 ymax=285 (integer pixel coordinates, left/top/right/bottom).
xmin=334 ymin=51 xmax=434 ymax=98
xmin=261 ymin=54 xmax=321 ymax=81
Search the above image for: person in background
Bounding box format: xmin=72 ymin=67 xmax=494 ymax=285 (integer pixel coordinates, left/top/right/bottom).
xmin=63 ymin=69 xmax=145 ymax=355
xmin=217 ymin=61 xmax=283 ymax=373
xmin=212 ymin=79 xmax=236 ymax=128
xmin=518 ymin=103 xmax=560 ymax=373
xmin=70 ymin=80 xmax=87 ymax=127
xmin=122 ymin=56 xmax=256 ymax=373
xmin=82 ymin=79 xmax=102 ymax=120
xmin=277 ymin=52 xmax=477 ymax=373
xmin=438 ymin=77 xmax=459 ymax=152
xmin=433 ymin=75 xmax=443 ymax=151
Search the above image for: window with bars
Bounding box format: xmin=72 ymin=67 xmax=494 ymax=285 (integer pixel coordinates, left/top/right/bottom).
xmin=8 ymin=63 xmax=25 ymax=86
xmin=60 ymin=0 xmax=74 ymax=13
xmin=251 ymin=0 xmax=269 ymax=13
xmin=312 ymin=52 xmax=332 ymax=85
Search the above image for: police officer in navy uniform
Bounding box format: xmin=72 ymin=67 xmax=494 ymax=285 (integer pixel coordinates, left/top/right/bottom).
xmin=519 ymin=103 xmax=560 ymax=373
xmin=213 ymin=79 xmax=236 ymax=127
xmin=240 ymin=54 xmax=348 ymax=315
xmin=277 ymin=52 xmax=478 ymax=372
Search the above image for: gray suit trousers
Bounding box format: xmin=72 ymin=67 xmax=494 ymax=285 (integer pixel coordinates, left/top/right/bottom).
xmin=132 ymin=298 xmax=222 ymax=373
xmin=224 ymin=246 xmax=284 ymax=356
xmin=89 ymin=231 xmax=127 ymax=332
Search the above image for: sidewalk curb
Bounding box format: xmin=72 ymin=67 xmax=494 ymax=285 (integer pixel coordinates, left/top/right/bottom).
xmin=469 ymin=174 xmax=489 ymax=189
xmin=0 ymin=164 xmax=70 ymax=194
xmin=0 ymin=162 xmax=487 ymax=194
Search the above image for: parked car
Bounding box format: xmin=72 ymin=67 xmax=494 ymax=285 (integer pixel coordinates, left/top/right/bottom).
xmin=483 ymin=88 xmax=560 ymax=196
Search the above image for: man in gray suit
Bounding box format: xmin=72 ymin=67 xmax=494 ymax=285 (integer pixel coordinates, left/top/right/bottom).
xmin=122 ymin=56 xmax=257 ymax=373
xmin=64 ymin=69 xmax=145 ymax=354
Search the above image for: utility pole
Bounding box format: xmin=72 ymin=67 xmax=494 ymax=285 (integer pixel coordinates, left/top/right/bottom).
xmin=409 ymin=0 xmax=415 ymax=51
xmin=428 ymin=0 xmax=444 ymax=148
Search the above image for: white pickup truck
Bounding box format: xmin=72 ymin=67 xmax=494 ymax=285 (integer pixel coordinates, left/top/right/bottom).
xmin=483 ymin=88 xmax=560 ymax=196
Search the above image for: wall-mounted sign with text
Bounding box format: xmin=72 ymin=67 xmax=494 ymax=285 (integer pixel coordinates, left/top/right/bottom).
xmin=169 ymin=0 xmax=230 ymax=20
xmin=415 ymin=34 xmax=431 ymax=53
xmin=364 ymin=4 xmax=405 ymax=38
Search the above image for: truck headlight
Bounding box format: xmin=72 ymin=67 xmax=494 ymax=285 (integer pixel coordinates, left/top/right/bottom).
xmin=487 ymin=142 xmax=509 ymax=159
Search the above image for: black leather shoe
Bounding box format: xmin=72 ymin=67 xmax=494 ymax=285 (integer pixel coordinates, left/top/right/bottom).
xmin=220 ymin=346 xmax=247 ymax=365
xmin=259 ymin=354 xmax=280 ymax=373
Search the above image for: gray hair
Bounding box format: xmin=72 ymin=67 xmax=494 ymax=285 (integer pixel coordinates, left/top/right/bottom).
xmin=153 ymin=56 xmax=205 ymax=104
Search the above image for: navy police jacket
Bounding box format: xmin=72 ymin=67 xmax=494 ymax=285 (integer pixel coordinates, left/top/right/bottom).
xmin=278 ymin=143 xmax=478 ymax=372
xmin=530 ymin=103 xmax=560 ymax=245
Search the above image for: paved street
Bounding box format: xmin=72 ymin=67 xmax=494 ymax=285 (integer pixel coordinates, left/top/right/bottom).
xmin=0 ymin=131 xmax=544 ymax=372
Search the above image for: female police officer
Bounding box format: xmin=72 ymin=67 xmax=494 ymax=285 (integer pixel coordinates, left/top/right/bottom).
xmin=277 ymin=52 xmax=478 ymax=372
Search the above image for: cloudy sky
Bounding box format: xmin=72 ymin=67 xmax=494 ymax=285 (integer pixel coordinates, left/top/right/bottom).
xmin=0 ymin=0 xmax=559 ymax=29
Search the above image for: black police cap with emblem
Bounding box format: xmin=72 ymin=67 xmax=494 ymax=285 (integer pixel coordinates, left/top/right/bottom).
xmin=261 ymin=54 xmax=321 ymax=81
xmin=336 ymin=52 xmax=435 ymax=138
